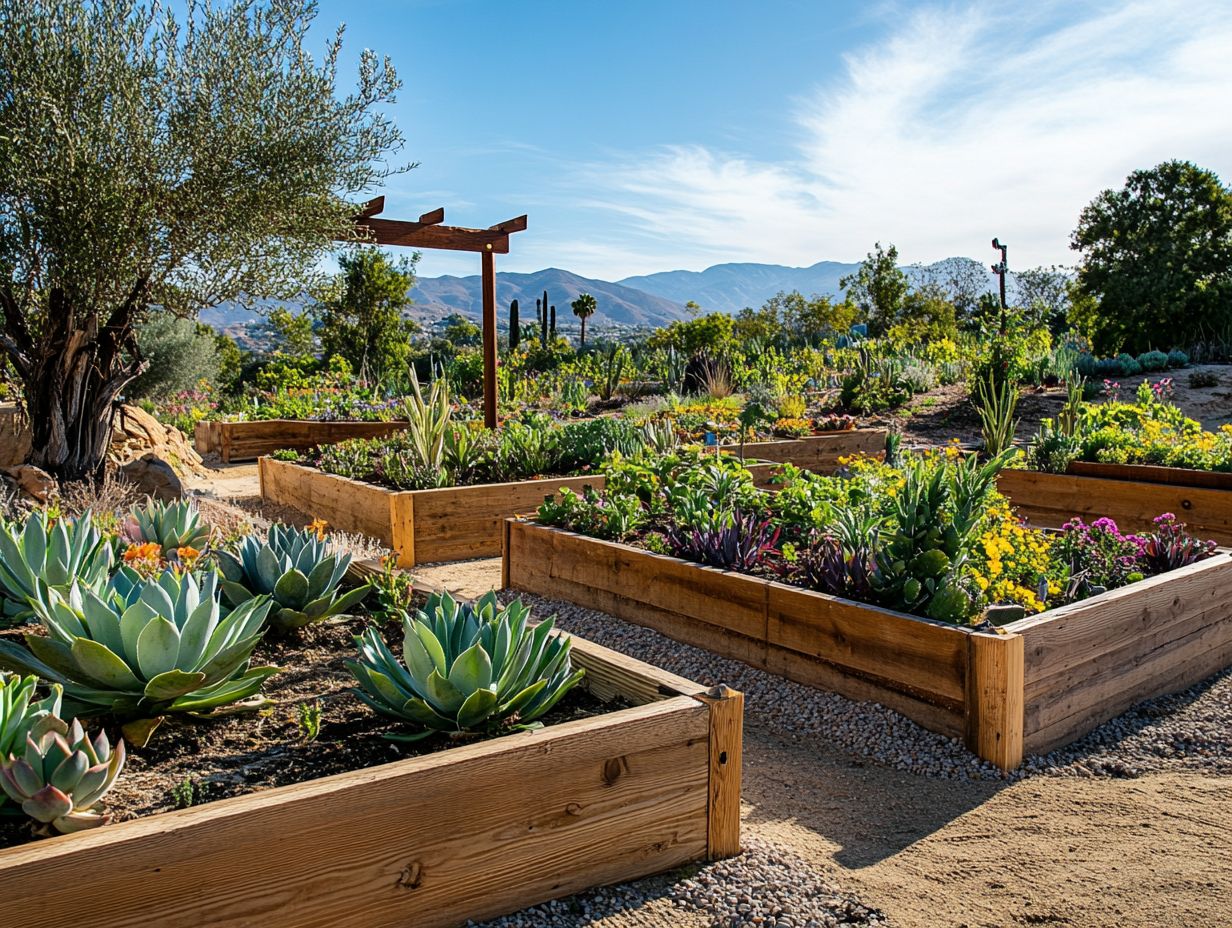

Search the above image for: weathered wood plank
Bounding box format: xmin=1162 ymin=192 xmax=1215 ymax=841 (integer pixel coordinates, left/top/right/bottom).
xmin=1068 ymin=460 xmax=1232 ymax=491
xmin=205 ymin=420 xmax=411 ymax=463
xmin=697 ymin=686 xmax=744 ymax=859
xmin=725 ymin=428 xmax=888 ymax=472
xmin=766 ymin=580 xmax=968 ymax=705
xmin=997 ymin=469 xmax=1232 ymax=545
xmin=964 ymin=633 xmax=1025 ymax=770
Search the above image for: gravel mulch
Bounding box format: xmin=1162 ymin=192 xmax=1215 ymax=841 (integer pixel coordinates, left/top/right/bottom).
xmin=474 ymin=838 xmax=888 ymax=928
xmin=506 ymin=592 xmax=1232 ymax=783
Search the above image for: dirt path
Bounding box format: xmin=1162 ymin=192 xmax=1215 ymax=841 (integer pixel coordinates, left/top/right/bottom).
xmin=746 ymin=728 xmax=1231 ymax=928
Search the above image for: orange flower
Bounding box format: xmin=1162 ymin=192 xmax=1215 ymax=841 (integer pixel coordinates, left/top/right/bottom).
xmin=309 ymin=518 xmax=328 ymax=540
xmin=123 ymin=542 xmax=162 ymax=563
xmin=175 ymin=546 xmax=202 ymax=570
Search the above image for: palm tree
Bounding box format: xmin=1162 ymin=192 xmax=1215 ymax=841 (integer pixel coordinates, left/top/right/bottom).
xmin=571 ymin=292 xmax=598 ymax=346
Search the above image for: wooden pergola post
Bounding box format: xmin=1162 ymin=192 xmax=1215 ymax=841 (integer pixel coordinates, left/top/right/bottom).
xmin=342 ymin=198 xmax=526 ymax=428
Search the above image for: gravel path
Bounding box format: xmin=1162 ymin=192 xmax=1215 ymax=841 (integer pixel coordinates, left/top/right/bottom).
xmin=509 ymin=592 xmax=1232 ymax=783
xmin=474 ymin=838 xmax=888 ymax=928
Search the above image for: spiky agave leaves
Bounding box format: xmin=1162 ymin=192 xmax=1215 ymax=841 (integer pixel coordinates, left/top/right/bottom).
xmin=0 ymin=511 xmax=115 ymax=624
xmin=215 ymin=524 xmax=369 ymax=633
xmin=347 ymin=591 xmax=585 ymax=741
xmin=0 ymin=568 xmax=277 ymax=729
xmin=122 ymin=499 xmax=211 ymax=556
xmin=0 ymin=715 xmax=125 ymax=834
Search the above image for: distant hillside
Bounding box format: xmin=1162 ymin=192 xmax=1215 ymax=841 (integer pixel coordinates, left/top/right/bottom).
xmin=196 ymin=257 xmax=1007 ymax=334
xmin=409 ymin=268 xmax=686 ymax=327
xmin=618 ymin=260 xmax=861 ymax=314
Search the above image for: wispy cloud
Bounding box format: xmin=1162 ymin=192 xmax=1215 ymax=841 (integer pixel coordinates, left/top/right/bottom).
xmin=570 ymin=0 xmax=1232 ymax=278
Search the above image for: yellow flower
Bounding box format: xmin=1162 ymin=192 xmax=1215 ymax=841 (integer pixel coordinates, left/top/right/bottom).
xmin=309 ymin=518 xmax=328 ymax=541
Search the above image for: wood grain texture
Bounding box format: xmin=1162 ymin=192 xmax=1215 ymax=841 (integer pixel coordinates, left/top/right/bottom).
xmin=725 ymin=428 xmax=888 ymax=472
xmin=964 ymin=633 xmax=1025 ymax=771
xmin=0 ymin=646 xmax=730 ymax=928
xmin=1068 ymin=460 xmax=1232 ymax=491
xmin=998 ymin=469 xmax=1232 ymax=545
xmin=504 ymin=520 xmax=971 ymax=746
xmin=201 ymin=419 xmax=411 ymax=463
xmin=697 ymin=686 xmax=744 ymax=859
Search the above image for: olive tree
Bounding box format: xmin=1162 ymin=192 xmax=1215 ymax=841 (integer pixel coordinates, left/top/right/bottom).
xmin=0 ymin=0 xmax=407 ymax=479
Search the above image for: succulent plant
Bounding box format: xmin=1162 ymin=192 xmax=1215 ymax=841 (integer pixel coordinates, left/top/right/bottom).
xmin=347 ymin=591 xmax=585 ymax=741
xmin=215 ymin=525 xmax=370 ymax=632
xmin=0 ymin=568 xmax=276 ymax=722
xmin=122 ymin=499 xmax=211 ymax=555
xmin=665 ymin=510 xmax=780 ymax=572
xmin=0 ymin=511 xmax=115 ymax=624
xmin=0 ymin=715 xmax=125 ymax=833
xmin=1 ymin=674 xmax=63 ymax=773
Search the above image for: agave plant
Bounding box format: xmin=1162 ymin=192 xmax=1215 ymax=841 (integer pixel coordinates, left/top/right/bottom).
xmin=215 ymin=525 xmax=370 ymax=632
xmin=0 ymin=715 xmax=125 ymax=834
xmin=0 ymin=568 xmax=276 ymax=723
xmin=122 ymin=499 xmax=211 ymax=555
xmin=0 ymin=674 xmax=63 ymax=762
xmin=0 ymin=511 xmax=115 ymax=624
xmin=347 ymin=591 xmax=585 ymax=741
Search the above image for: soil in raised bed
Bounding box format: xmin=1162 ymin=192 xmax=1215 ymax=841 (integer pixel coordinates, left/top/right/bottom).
xmin=0 ymin=606 xmax=623 ymax=849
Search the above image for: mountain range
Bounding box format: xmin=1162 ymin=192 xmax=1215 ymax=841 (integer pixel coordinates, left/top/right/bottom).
xmin=199 ymin=257 xmax=1001 ymax=330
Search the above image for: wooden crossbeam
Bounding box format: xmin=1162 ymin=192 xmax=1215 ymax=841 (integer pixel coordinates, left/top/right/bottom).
xmin=356 ymin=219 xmax=512 ymax=253
xmin=490 ymin=215 xmax=528 ymax=234
xmin=354 ymin=196 xmax=385 ymax=220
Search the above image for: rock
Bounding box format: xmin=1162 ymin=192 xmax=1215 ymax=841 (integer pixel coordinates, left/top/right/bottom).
xmin=118 ymin=453 xmax=183 ymax=501
xmin=0 ymin=404 xmax=31 ymax=468
xmin=2 ymin=464 xmax=57 ymax=503
xmin=108 ymin=405 xmax=207 ymax=479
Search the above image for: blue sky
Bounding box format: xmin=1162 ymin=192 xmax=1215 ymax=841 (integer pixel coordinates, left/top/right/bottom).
xmin=314 ymin=0 xmax=1232 ymax=280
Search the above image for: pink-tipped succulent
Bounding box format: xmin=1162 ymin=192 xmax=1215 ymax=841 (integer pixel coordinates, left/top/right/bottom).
xmin=0 ymin=715 xmax=125 ymax=834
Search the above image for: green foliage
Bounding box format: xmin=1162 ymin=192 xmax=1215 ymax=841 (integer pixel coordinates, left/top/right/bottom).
xmin=0 ymin=674 xmax=62 ymax=763
xmin=839 ymin=242 xmax=910 ymax=335
xmin=317 ymin=249 xmax=419 ymax=382
xmin=216 ymin=525 xmax=369 ymax=633
xmin=869 ymin=450 xmax=1013 ymax=623
xmin=440 ymin=313 xmax=481 ymax=348
xmin=0 ymin=715 xmax=125 ymax=834
xmin=839 ymin=348 xmax=912 ymax=413
xmin=295 ymin=701 xmax=323 ymax=742
xmin=128 ymin=317 xmax=221 ymax=401
xmin=122 ymin=499 xmax=210 ymax=555
xmin=1070 ymin=160 xmax=1232 ymax=353
xmin=347 ymin=592 xmax=585 ymax=740
xmin=0 ymin=568 xmax=276 ymax=721
xmin=0 ymin=512 xmax=115 ymax=624
xmin=570 ymin=292 xmax=597 ymax=345
xmin=975 ymin=374 xmax=1020 ymax=456
xmin=645 ymin=312 xmax=734 ymax=356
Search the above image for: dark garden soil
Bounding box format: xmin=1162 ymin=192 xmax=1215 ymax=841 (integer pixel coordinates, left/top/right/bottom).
xmin=0 ymin=606 xmax=621 ymax=850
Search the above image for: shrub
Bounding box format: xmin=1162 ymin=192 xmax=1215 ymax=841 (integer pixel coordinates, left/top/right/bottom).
xmin=1167 ymin=349 xmax=1190 ymax=368
xmin=128 ymin=316 xmax=221 ymax=401
xmin=1116 ymin=353 xmax=1142 ymax=376
xmin=1136 ymin=350 xmax=1169 ymax=372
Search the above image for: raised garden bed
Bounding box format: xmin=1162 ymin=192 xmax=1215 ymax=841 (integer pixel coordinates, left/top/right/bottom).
xmin=0 ymin=632 xmax=742 ymax=928
xmin=195 ymin=419 xmax=410 ymax=463
xmin=502 ymin=518 xmax=1232 ymax=769
xmin=720 ymin=428 xmax=888 ymax=472
xmin=998 ymin=468 xmax=1232 ymax=546
xmin=260 ymin=456 xmax=782 ymax=566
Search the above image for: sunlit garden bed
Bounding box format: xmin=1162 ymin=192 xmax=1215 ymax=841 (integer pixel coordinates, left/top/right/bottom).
xmin=503 ymin=450 xmax=1232 ymax=768
xmin=0 ymin=501 xmax=741 ymax=927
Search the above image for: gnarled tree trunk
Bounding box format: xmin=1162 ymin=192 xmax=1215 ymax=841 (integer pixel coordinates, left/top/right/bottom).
xmin=0 ymin=281 xmax=148 ymax=483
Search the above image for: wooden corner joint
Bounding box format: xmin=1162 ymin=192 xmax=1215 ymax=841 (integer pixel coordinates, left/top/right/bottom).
xmin=697 ymin=684 xmax=743 ymax=860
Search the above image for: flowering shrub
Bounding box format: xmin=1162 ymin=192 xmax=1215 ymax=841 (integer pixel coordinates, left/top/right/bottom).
xmin=1054 ymin=517 xmax=1145 ymax=589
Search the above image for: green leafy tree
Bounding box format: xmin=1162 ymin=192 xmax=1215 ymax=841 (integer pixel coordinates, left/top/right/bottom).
xmin=0 ymin=0 xmax=405 ymax=480
xmin=840 ymin=242 xmax=910 ymax=335
xmin=127 ymin=316 xmax=220 ymax=400
xmin=1013 ymin=265 xmax=1073 ymax=334
xmin=265 ymin=307 xmax=317 ymax=360
xmin=1069 ymin=160 xmax=1232 ymax=353
xmin=316 ymin=248 xmax=419 ymax=382
xmin=440 ymin=313 xmax=480 ymax=348
xmin=763 ymin=290 xmax=859 ymax=345
xmin=570 ymin=292 xmax=597 ymax=346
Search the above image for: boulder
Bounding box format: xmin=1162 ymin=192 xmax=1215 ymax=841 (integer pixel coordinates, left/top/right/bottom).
xmin=118 ymin=454 xmax=183 ymax=502
xmin=0 ymin=404 xmax=31 ymax=468
xmin=1 ymin=464 xmax=56 ymax=504
xmin=108 ymin=405 xmax=208 ymax=479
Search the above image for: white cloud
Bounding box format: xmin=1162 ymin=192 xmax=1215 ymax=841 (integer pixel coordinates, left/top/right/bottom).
xmin=571 ymin=0 xmax=1232 ymax=278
